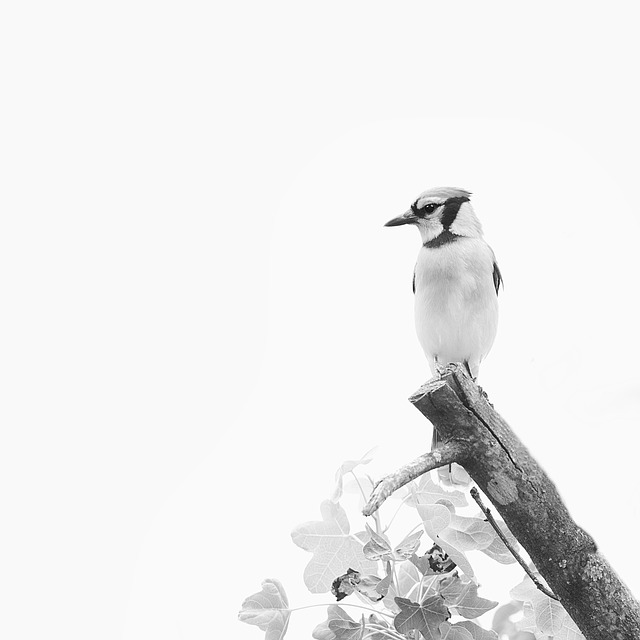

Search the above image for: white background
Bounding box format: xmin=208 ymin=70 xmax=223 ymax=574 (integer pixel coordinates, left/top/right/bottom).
xmin=1 ymin=2 xmax=639 ymax=638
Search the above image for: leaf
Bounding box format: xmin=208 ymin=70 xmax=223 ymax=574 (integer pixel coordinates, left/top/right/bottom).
xmin=443 ymin=514 xmax=495 ymax=552
xmin=394 ymin=529 xmax=424 ymax=559
xmin=364 ymin=524 xmax=424 ymax=563
xmin=331 ymin=568 xmax=361 ymax=601
xmin=450 ymin=621 xmax=499 ymax=640
xmin=330 ymin=448 xmax=376 ymax=503
xmin=510 ymin=575 xmax=584 ymax=640
xmin=452 ymin=583 xmax=498 ymax=619
xmin=238 ymin=579 xmax=290 ymax=640
xmin=418 ymin=503 xmax=452 ymax=540
xmin=406 ymin=474 xmax=467 ymax=508
xmin=437 ymin=463 xmax=471 ymax=488
xmin=313 ymin=605 xmax=361 ymax=640
xmin=555 ymin=614 xmax=585 ymax=640
xmin=376 ymin=571 xmax=393 ymax=597
xmin=412 ymin=544 xmax=456 ymax=576
xmin=432 ymin=513 xmax=495 ymax=580
xmin=532 ymin=591 xmax=567 ymax=636
xmin=394 ymin=596 xmax=450 ymax=640
xmin=509 ymin=574 xmax=541 ymax=603
xmin=313 ymin=606 xmax=392 ymax=640
xmin=439 ymin=621 xmax=475 ymax=639
xmin=437 ymin=538 xmax=476 ymax=580
xmin=491 ymin=601 xmax=523 ymax=636
xmin=383 ymin=559 xmax=424 ymax=611
xmin=291 ymin=500 xmax=378 ymax=593
xmin=363 ymin=524 xmax=393 ymax=561
xmin=438 ymin=573 xmax=497 ymax=619
xmin=517 ymin=602 xmax=544 ymax=639
xmin=382 ymin=559 xmax=422 ymax=612
xmin=479 ymin=517 xmax=520 ymax=565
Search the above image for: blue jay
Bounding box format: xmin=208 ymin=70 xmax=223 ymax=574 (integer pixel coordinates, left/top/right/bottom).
xmin=385 ymin=187 xmax=502 ymax=381
xmin=385 ymin=187 xmax=502 ymax=479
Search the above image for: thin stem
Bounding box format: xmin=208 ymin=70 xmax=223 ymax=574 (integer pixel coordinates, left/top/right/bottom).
xmin=470 ymin=486 xmax=559 ymax=602
xmin=363 ymin=627 xmax=405 ymax=640
xmin=288 ymin=603 xmax=396 ymax=619
xmin=383 ymin=493 xmax=413 ymax=533
xmin=351 ymin=470 xmax=369 ymax=504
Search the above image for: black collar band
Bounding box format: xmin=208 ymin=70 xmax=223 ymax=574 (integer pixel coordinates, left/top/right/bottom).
xmin=423 ymin=230 xmax=462 ymax=248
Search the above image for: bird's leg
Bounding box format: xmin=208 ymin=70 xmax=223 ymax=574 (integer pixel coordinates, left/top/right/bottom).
xmin=433 ymin=355 xmax=448 ymax=378
xmin=464 ymin=360 xmax=474 ymax=378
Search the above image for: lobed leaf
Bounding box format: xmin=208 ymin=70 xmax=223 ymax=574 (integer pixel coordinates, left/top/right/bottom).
xmin=438 ymin=573 xmax=497 ymax=619
xmin=312 ymin=605 xmax=392 ymax=640
xmin=394 ymin=596 xmax=450 ymax=640
xmin=291 ymin=501 xmax=377 ymax=593
xmin=238 ymin=579 xmax=290 ymax=640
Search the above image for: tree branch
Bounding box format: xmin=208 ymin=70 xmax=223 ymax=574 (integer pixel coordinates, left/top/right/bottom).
xmin=470 ymin=486 xmax=558 ymax=601
xmin=362 ymin=441 xmax=466 ymax=517
xmin=365 ymin=363 xmax=640 ymax=640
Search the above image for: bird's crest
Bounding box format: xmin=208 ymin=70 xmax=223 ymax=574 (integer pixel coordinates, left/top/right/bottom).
xmin=415 ymin=187 xmax=472 ymax=203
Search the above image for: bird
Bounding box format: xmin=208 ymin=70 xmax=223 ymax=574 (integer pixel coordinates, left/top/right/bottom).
xmin=385 ymin=187 xmax=502 ymax=381
xmin=385 ymin=187 xmax=502 ymax=482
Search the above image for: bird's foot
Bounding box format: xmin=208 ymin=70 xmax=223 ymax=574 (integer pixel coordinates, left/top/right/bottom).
xmin=434 ymin=362 xmax=449 ymax=378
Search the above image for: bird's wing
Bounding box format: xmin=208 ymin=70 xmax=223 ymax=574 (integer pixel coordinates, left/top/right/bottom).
xmin=412 ymin=269 xmax=416 ymax=294
xmin=492 ymin=261 xmax=503 ymax=295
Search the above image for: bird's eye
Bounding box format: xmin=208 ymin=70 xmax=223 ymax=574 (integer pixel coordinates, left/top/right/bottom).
xmin=412 ymin=201 xmax=439 ymax=217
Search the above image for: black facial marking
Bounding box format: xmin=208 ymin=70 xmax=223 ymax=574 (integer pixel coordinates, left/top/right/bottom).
xmin=492 ymin=262 xmax=503 ymax=295
xmin=440 ymin=196 xmax=470 ymax=229
xmin=423 ymin=229 xmax=462 ymax=249
xmin=411 ymin=200 xmax=439 ymax=218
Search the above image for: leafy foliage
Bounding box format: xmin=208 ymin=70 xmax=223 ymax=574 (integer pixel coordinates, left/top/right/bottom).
xmin=238 ymin=579 xmax=290 ymax=640
xmin=509 ymin=574 xmax=584 ymax=640
xmin=239 ymin=450 xmax=584 ymax=640
xmin=291 ymin=500 xmax=378 ymax=593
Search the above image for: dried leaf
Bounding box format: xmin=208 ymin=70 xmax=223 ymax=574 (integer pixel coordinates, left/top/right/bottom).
xmin=331 ymin=568 xmax=361 ymax=601
xmin=238 ymin=579 xmax=290 ymax=640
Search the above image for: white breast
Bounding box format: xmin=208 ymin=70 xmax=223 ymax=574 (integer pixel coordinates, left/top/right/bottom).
xmin=414 ymin=237 xmax=499 ymax=378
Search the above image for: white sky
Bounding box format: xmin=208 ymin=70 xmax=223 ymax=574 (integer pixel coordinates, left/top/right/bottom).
xmin=1 ymin=2 xmax=640 ymax=639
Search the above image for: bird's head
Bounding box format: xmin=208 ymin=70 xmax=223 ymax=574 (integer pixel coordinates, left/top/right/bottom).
xmin=385 ymin=187 xmax=483 ymax=244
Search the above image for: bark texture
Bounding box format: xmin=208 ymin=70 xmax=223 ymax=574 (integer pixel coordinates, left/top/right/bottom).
xmin=364 ymin=364 xmax=640 ymax=640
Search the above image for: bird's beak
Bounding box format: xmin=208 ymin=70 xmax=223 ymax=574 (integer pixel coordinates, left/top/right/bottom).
xmin=384 ymin=210 xmax=417 ymax=227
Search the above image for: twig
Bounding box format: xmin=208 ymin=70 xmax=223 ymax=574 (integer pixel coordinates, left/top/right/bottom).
xmin=470 ymin=486 xmax=559 ymax=601
xmin=362 ymin=441 xmax=465 ymax=517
